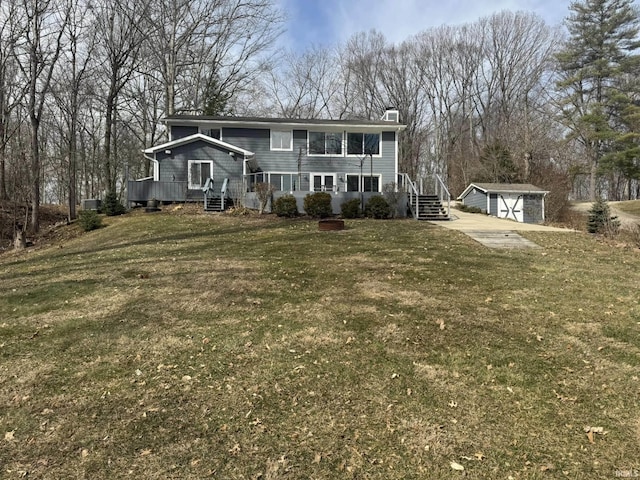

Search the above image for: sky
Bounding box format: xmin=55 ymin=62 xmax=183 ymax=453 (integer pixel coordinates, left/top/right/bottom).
xmin=277 ymin=0 xmax=575 ymax=51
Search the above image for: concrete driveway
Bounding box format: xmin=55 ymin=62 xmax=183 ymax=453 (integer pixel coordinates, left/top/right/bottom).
xmin=432 ymin=209 xmax=574 ymax=249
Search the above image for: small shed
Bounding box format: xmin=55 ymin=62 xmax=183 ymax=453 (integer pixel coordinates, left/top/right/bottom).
xmin=458 ymin=183 xmax=549 ymax=224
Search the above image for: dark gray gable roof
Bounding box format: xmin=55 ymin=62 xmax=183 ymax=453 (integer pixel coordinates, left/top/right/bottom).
xmin=163 ymin=114 xmax=406 ymax=131
xmin=458 ymin=182 xmax=548 ymax=199
xmin=143 ymin=133 xmax=255 ymax=157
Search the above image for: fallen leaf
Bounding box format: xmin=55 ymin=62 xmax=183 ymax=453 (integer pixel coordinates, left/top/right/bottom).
xmin=587 ymin=430 xmax=594 ymax=444
xmin=140 ymin=449 xmax=152 ymax=456
xmin=5 ymin=430 xmax=15 ymax=441
xmin=81 ymin=449 xmax=89 ymax=458
xmin=450 ymin=461 xmax=465 ymax=471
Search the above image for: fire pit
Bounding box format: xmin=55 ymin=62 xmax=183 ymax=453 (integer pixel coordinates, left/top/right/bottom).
xmin=318 ymin=219 xmax=345 ymax=231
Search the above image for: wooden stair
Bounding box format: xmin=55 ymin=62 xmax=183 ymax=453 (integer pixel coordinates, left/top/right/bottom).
xmin=204 ymin=196 xmax=233 ymax=212
xmin=416 ymin=194 xmax=449 ymax=220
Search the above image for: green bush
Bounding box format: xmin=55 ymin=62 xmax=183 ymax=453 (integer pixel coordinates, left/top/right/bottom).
xmin=273 ymin=194 xmax=298 ymax=217
xmin=303 ymin=192 xmax=332 ymax=218
xmin=365 ymin=195 xmax=391 ymax=219
xmin=587 ymin=198 xmax=620 ymax=236
xmin=341 ymin=198 xmax=361 ymax=218
xmin=78 ymin=210 xmax=102 ymax=231
xmin=103 ymin=190 xmax=126 ymax=216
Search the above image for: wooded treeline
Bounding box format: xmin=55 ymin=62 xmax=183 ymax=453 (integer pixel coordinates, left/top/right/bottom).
xmin=1 ymin=0 xmax=639 ymax=232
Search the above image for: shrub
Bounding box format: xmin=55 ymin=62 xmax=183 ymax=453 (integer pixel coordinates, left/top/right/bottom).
xmin=103 ymin=190 xmax=126 ymax=216
xmin=78 ymin=210 xmax=102 ymax=231
xmin=382 ymin=182 xmax=402 ymax=218
xmin=365 ymin=195 xmax=391 ymax=219
xmin=254 ymin=182 xmax=276 ymax=214
xmin=587 ymin=198 xmax=620 ymax=236
xmin=303 ymin=192 xmax=332 ymax=218
xmin=273 ymin=195 xmax=298 ymax=217
xmin=341 ymin=198 xmax=362 ymax=219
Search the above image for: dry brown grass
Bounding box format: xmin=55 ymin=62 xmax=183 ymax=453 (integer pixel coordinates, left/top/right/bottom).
xmin=0 ymin=212 xmax=639 ymax=478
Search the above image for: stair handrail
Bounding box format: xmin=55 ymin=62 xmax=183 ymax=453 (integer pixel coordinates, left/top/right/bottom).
xmin=202 ymin=177 xmax=214 ymax=193
xmin=401 ymin=173 xmax=420 ymax=219
xmin=220 ymin=178 xmax=229 ymax=210
xmin=433 ymin=173 xmax=451 ymax=219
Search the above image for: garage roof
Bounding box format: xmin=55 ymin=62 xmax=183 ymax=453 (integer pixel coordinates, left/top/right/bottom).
xmin=458 ymin=183 xmax=548 ymax=199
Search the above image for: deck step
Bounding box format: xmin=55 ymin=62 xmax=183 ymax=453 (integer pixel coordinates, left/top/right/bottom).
xmin=415 ymin=194 xmax=449 ymax=221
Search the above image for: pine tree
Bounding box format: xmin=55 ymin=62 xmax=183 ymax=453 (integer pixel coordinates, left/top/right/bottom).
xmin=556 ymin=0 xmax=640 ymax=200
xmin=587 ymin=197 xmax=620 ymax=234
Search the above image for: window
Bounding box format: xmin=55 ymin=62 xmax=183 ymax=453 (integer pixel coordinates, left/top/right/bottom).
xmin=311 ymin=174 xmax=335 ymax=192
xmin=188 ymin=161 xmax=212 ymax=189
xmin=347 ymin=132 xmax=380 ymax=155
xmin=201 ymin=128 xmax=221 ymax=139
xmin=270 ymin=130 xmax=292 ymax=151
xmin=309 ymin=131 xmax=342 ymax=155
xmin=269 ymin=173 xmax=294 ymax=191
xmin=363 ymin=175 xmax=380 ymax=192
xmin=345 ymin=174 xmax=380 ymax=192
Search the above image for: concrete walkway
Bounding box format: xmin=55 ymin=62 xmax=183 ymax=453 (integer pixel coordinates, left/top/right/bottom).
xmin=432 ymin=209 xmax=574 ymax=249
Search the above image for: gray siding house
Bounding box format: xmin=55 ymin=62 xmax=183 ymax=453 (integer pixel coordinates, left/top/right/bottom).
xmin=458 ymin=183 xmax=549 ymax=224
xmin=128 ymin=111 xmax=408 ymax=214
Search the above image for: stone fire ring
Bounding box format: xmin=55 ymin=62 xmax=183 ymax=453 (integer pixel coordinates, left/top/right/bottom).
xmin=318 ymin=219 xmax=345 ymax=231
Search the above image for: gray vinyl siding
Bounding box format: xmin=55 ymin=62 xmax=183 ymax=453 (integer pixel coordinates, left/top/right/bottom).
xmin=523 ymin=195 xmax=544 ymax=223
xmin=489 ymin=193 xmax=498 ymax=215
xmin=221 ymin=126 xmax=398 ymax=189
xmin=171 ymin=125 xmax=198 ymax=140
xmin=462 ymin=189 xmax=488 ymax=212
xmin=157 ymin=140 xmax=243 ymax=183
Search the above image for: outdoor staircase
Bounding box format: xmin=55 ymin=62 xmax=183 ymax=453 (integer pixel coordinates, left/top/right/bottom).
xmin=415 ymin=194 xmax=449 ymax=221
xmin=403 ymin=173 xmax=451 ymax=221
xmin=203 ymin=177 xmax=231 ymax=212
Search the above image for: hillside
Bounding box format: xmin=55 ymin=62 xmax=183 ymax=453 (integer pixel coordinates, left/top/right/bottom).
xmin=1 ymin=212 xmax=639 ymax=479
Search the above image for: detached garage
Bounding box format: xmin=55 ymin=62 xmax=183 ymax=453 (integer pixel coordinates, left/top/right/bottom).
xmin=458 ymin=183 xmax=549 ymax=224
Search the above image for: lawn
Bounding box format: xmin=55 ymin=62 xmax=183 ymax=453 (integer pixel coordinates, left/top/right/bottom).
xmin=1 ymin=211 xmax=639 ymax=479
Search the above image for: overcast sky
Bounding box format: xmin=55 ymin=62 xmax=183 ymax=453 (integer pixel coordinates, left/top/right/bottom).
xmin=277 ymin=0 xmax=575 ymax=50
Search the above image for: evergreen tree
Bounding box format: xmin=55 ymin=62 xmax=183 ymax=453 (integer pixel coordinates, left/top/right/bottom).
xmin=587 ymin=197 xmax=620 ymax=234
xmin=556 ymin=0 xmax=640 ymax=200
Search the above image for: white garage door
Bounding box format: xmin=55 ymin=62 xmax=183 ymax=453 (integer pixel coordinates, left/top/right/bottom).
xmin=498 ymin=194 xmax=523 ymax=222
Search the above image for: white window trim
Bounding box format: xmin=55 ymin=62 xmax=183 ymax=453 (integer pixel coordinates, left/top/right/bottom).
xmin=310 ymin=173 xmax=337 ymax=192
xmin=266 ymin=171 xmax=298 ymax=191
xmin=187 ymin=160 xmax=213 ymax=189
xmin=361 ymin=174 xmax=382 ymax=193
xmin=346 ymin=174 xmax=382 ymax=193
xmin=307 ymin=131 xmax=344 ymax=157
xmin=345 ymin=131 xmax=382 ymax=158
xmin=270 ymin=129 xmax=293 ymax=151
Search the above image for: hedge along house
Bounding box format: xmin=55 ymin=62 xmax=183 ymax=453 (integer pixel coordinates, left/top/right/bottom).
xmin=458 ymin=183 xmax=549 ymax=224
xmin=128 ymin=110 xmax=409 ymax=214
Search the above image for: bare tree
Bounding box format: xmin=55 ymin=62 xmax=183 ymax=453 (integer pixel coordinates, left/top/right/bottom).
xmin=50 ymin=0 xmax=95 ymax=220
xmin=13 ymin=0 xmax=69 ymax=232
xmin=93 ymin=0 xmax=149 ymax=194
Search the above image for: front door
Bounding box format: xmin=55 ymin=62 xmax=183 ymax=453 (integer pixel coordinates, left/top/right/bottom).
xmin=311 ymin=174 xmax=335 ymax=192
xmin=498 ymin=194 xmax=523 ymax=222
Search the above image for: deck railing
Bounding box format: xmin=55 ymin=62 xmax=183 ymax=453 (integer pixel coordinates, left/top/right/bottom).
xmin=400 ymin=173 xmax=420 ymax=219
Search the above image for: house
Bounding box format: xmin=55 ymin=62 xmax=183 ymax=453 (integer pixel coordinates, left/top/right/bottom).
xmin=458 ymin=183 xmax=548 ymax=224
xmin=128 ymin=109 xmax=426 ymax=216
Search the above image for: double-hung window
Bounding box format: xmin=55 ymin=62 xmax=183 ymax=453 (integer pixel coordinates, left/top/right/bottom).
xmin=271 ymin=130 xmax=292 ymax=151
xmin=309 ymin=131 xmax=342 ymax=155
xmin=347 ymin=132 xmax=380 ymax=156
xmin=188 ymin=160 xmax=213 ymax=189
